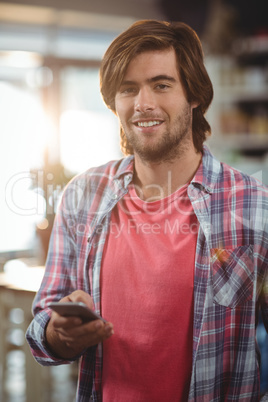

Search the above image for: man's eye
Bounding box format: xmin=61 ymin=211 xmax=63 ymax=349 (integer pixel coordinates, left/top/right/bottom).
xmin=121 ymin=87 xmax=136 ymax=94
xmin=156 ymin=84 xmax=169 ymax=90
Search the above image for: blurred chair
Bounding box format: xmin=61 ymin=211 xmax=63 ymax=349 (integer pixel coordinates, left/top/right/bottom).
xmin=0 ymin=259 xmax=48 ymax=401
xmin=0 ymin=258 xmax=77 ymax=402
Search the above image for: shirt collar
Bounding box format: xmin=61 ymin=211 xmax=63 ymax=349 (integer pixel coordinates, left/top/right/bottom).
xmin=113 ymin=145 xmax=221 ymax=194
xmin=191 ymin=145 xmax=221 ymax=194
xmin=114 ymin=155 xmax=134 ymax=180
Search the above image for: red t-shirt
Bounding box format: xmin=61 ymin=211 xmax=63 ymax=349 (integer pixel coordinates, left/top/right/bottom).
xmin=100 ymin=183 xmax=198 ymax=401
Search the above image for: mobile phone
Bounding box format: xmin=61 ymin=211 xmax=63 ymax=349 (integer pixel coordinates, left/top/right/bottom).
xmin=49 ymin=302 xmax=106 ymax=323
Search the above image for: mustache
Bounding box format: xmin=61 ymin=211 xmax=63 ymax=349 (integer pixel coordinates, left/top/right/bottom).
xmin=130 ymin=113 xmax=164 ymax=122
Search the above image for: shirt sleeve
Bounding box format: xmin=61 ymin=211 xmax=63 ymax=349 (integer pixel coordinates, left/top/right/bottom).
xmin=261 ymin=263 xmax=268 ymax=333
xmin=259 ymin=200 xmax=268 ymax=334
xmin=25 ymin=185 xmax=82 ymax=365
xmin=261 ymin=202 xmax=268 ymax=332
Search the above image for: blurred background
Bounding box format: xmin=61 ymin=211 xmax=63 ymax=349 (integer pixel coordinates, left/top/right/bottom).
xmin=0 ymin=0 xmax=267 ymax=400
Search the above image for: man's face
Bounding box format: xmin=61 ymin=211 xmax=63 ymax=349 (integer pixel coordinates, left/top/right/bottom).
xmin=114 ymin=48 xmax=197 ymax=163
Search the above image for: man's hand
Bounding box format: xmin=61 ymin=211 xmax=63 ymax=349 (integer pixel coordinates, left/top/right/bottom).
xmin=45 ymin=290 xmax=114 ymax=359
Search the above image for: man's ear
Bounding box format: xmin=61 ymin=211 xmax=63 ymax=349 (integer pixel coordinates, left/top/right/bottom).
xmin=191 ymin=101 xmax=199 ymax=110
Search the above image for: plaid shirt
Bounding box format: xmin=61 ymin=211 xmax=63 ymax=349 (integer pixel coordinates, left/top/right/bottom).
xmin=26 ymin=146 xmax=268 ymax=401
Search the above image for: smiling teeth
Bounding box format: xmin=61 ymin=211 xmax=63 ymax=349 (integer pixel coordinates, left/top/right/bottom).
xmin=137 ymin=121 xmax=161 ymax=127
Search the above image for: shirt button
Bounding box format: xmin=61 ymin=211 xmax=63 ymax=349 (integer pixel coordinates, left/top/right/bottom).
xmin=113 ymin=194 xmax=118 ymax=199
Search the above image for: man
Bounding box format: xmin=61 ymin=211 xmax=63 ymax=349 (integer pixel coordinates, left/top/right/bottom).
xmin=26 ymin=20 xmax=268 ymax=401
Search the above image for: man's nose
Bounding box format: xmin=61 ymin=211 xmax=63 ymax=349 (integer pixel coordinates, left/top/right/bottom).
xmin=134 ymin=87 xmax=155 ymax=112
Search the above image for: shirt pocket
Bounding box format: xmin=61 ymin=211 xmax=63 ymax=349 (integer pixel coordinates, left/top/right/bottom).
xmin=210 ymin=245 xmax=254 ymax=308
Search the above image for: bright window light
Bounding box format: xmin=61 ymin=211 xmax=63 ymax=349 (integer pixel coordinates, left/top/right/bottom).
xmin=60 ymin=110 xmax=121 ymax=173
xmin=0 ymin=81 xmax=49 ymax=252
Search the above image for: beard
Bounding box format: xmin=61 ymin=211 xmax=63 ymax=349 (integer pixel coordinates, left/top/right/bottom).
xmin=121 ymin=102 xmax=193 ymax=164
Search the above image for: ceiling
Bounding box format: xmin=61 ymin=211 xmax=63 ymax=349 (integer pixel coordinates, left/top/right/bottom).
xmin=1 ymin=0 xmax=267 ymax=35
xmin=0 ymin=0 xmax=267 ymax=62
xmin=0 ymin=0 xmax=212 ymax=62
xmin=0 ymin=0 xmax=164 ymax=31
xmin=0 ymin=0 xmax=163 ymax=62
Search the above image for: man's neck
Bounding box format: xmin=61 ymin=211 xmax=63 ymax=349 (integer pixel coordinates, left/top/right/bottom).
xmin=133 ymin=147 xmax=202 ymax=202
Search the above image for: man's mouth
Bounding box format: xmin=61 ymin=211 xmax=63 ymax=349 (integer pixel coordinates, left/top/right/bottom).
xmin=136 ymin=120 xmax=162 ymax=128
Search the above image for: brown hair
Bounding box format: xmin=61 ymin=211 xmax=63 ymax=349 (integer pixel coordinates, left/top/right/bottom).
xmin=100 ymin=20 xmax=213 ymax=154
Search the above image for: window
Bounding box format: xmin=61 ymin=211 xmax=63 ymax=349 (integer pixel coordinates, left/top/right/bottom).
xmin=1 ymin=61 xmax=122 ymax=253
xmin=60 ymin=66 xmax=122 ymax=174
xmin=1 ymin=78 xmax=48 ymax=252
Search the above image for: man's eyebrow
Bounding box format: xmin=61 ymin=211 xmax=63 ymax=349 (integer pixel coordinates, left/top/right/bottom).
xmin=120 ymin=80 xmax=136 ymax=87
xmin=120 ymin=75 xmax=176 ymax=87
xmin=148 ymin=75 xmax=176 ymax=83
